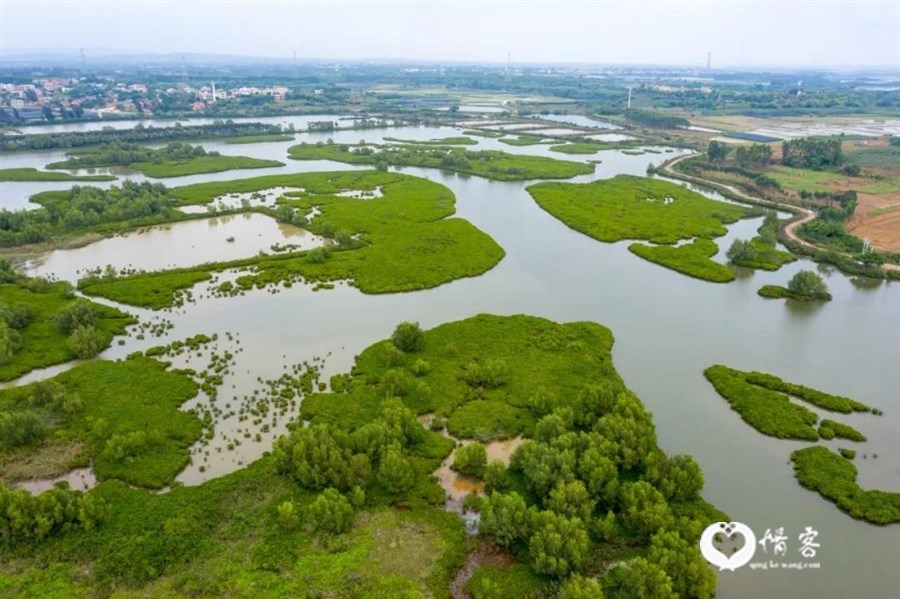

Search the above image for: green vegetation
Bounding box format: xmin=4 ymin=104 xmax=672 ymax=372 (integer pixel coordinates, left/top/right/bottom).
xmin=1 ymin=181 xmax=180 ymax=248
xmin=468 ymin=563 xmax=550 ymax=598
xmin=0 ymin=121 xmax=292 ymax=152
xmin=464 ymin=130 xmax=504 ymax=138
xmin=384 ymin=136 xmax=478 ymax=145
xmin=549 ymin=142 xmax=606 ymax=154
xmin=782 ymin=137 xmax=844 ymax=170
xmin=0 ymin=315 xmax=725 ymax=595
xmin=0 ymin=276 xmax=133 ymax=381
xmin=759 ymin=270 xmax=832 ymax=301
xmin=624 ymin=109 xmax=689 ymax=129
xmin=527 ymin=175 xmax=749 ymax=244
xmin=46 ymin=141 xmax=283 ymax=178
xmin=0 ymin=483 xmax=108 ymax=543
xmin=224 ymin=134 xmax=295 ymax=144
xmin=629 ymin=239 xmax=735 ymax=283
xmin=791 ymin=446 xmax=900 ymax=525
xmin=498 ymin=135 xmax=548 ymax=146
xmin=767 ymin=165 xmax=900 ymax=195
xmin=79 ymin=171 xmax=504 ymax=308
xmin=703 ymin=365 xmax=870 ymax=440
xmin=0 ymin=457 xmax=467 ymax=596
xmin=0 ymin=356 xmax=201 ymax=488
xmin=303 ymin=315 xmax=723 ymax=595
xmin=726 ymin=212 xmax=796 ymax=271
xmin=0 ymin=168 xmax=116 ymax=182
xmin=818 ymin=419 xmax=866 ymax=442
xmin=452 ymin=442 xmax=487 ymax=477
xmin=288 ymin=141 xmax=594 ymax=181
xmin=845 ymin=142 xmax=900 ymax=170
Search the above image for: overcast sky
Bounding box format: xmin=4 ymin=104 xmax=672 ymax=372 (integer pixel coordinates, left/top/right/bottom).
xmin=1 ymin=1 xmax=898 ymax=69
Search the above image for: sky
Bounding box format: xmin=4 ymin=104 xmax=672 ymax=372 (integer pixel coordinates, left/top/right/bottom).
xmin=1 ymin=1 xmax=898 ymax=69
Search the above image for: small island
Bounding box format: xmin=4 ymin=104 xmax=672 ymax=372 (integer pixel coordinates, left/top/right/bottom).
xmin=759 ymin=270 xmax=832 ymax=301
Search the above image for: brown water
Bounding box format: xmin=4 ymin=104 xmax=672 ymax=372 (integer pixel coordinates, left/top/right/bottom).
xmin=1 ymin=121 xmax=898 ymax=598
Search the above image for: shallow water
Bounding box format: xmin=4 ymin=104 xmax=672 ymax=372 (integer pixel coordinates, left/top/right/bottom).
xmin=24 ymin=212 xmax=322 ymax=282
xmin=1 ymin=121 xmax=898 ymax=599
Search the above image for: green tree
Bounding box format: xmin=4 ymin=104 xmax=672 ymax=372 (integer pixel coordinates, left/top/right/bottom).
xmin=0 ymin=321 xmax=19 ymax=364
xmin=453 ymin=442 xmax=487 ymax=477
xmin=787 ymin=270 xmax=828 ymax=297
xmin=615 ymin=557 xmax=677 ymax=599
xmin=391 ymin=321 xmax=424 ymax=352
xmin=644 ymin=453 xmax=704 ymax=502
xmin=726 ymin=239 xmax=758 ymax=264
xmin=483 ymin=460 xmax=509 ymax=493
xmin=546 ymin=480 xmax=595 ymax=520
xmin=558 ymin=575 xmax=605 ymax=599
xmin=478 ymin=492 xmax=530 ymax=548
xmin=648 ymin=530 xmax=717 ymax=599
xmin=620 ymin=481 xmax=673 ymax=538
xmin=528 ymin=510 xmax=591 ymax=577
xmin=706 ymin=141 xmax=729 ymax=162
xmin=308 ymin=488 xmax=354 ymax=535
xmin=67 ymin=325 xmax=104 ymax=358
xmin=54 ymin=300 xmax=96 ymax=333
xmin=377 ymin=444 xmax=415 ymax=494
xmin=277 ymin=500 xmax=300 ymax=529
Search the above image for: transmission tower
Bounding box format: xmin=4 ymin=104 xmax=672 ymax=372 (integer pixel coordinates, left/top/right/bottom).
xmin=181 ymin=55 xmax=190 ymax=86
xmin=505 ymin=52 xmax=511 ymax=90
xmin=79 ymin=48 xmax=85 ymax=69
xmin=706 ymin=51 xmax=712 ymax=70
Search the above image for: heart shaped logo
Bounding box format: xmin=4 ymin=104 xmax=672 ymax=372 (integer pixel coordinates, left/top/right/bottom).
xmin=700 ymin=521 xmax=757 ymax=571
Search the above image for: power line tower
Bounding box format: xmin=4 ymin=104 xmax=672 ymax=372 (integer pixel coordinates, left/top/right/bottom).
xmin=627 ymin=86 xmax=632 ymax=109
xmin=79 ymin=48 xmax=85 ymax=70
xmin=706 ymin=51 xmax=712 ymax=70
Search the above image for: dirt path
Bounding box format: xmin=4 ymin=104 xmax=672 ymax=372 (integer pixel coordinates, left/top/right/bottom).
xmin=660 ymin=154 xmax=898 ymax=274
xmin=661 ymin=153 xmax=817 ymax=250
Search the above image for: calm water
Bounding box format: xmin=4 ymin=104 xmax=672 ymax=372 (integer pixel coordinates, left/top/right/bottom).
xmin=1 ymin=121 xmax=898 ymax=599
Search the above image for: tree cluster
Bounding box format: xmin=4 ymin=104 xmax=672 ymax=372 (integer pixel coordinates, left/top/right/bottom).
xmin=782 ymin=137 xmax=844 ymax=169
xmin=0 ymin=181 xmax=177 ymax=247
xmin=0 ymin=483 xmax=107 ymax=544
xmin=476 ymin=381 xmax=713 ymax=595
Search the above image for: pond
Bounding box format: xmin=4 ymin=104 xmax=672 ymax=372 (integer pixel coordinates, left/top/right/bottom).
xmin=1 ymin=120 xmax=897 ymax=599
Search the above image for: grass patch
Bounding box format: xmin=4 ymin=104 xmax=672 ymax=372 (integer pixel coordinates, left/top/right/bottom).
xmin=844 ymin=144 xmax=900 ymax=171
xmin=0 ymin=458 xmax=468 ymax=596
xmin=468 ymin=563 xmax=550 ymax=598
xmin=464 ymin=130 xmax=504 ymax=138
xmin=528 ymin=175 xmax=749 ymax=244
xmin=0 ymin=357 xmax=201 ymax=488
xmin=548 ymin=141 xmax=628 ymax=155
xmin=768 ymin=165 xmax=900 ymax=195
xmin=704 ymin=365 xmax=819 ymax=440
xmin=0 ymin=281 xmax=133 ymax=381
xmin=80 ymin=171 xmax=504 ymax=308
xmin=447 ymin=399 xmax=537 ymax=441
xmin=791 ymin=446 xmax=900 ymax=525
xmin=0 ymin=168 xmax=116 ymax=182
xmin=224 ymin=134 xmax=295 ymax=144
xmin=288 ymin=141 xmax=593 ymax=181
xmin=818 ymin=419 xmax=866 ymax=442
xmin=628 ymin=239 xmax=735 ymax=283
xmin=384 ymin=136 xmax=478 ymax=146
xmin=497 ymin=136 xmax=549 ymax=146
xmin=130 ymin=155 xmax=284 ymax=178
xmin=704 ymin=365 xmax=872 ymax=440
xmin=303 ymin=314 xmax=619 ymax=429
xmin=758 ymin=285 xmax=832 ymax=302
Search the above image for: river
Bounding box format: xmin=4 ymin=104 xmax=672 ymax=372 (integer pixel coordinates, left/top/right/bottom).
xmin=1 ymin=118 xmax=897 ymax=599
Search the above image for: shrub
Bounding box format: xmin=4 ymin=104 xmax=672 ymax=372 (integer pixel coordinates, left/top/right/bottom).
xmin=787 ymin=270 xmax=828 ymax=297
xmin=453 ymin=442 xmax=487 ymax=477
xmin=67 ymin=325 xmax=104 ymax=358
xmin=53 ymin=300 xmax=96 ymax=333
xmin=391 ymin=321 xmax=424 ymax=353
xmin=308 ymin=488 xmax=355 ymax=536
